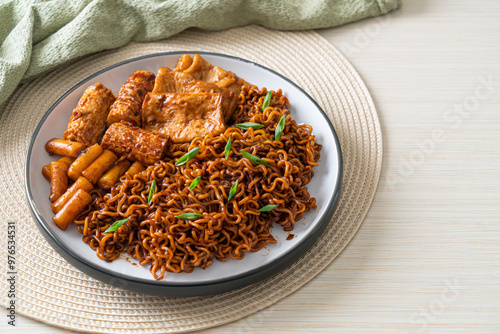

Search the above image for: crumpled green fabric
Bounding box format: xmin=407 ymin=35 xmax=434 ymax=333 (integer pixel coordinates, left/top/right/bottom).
xmin=0 ymin=0 xmax=401 ymax=106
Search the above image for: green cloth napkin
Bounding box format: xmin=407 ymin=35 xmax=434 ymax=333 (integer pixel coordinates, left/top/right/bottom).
xmin=0 ymin=0 xmax=401 ymax=106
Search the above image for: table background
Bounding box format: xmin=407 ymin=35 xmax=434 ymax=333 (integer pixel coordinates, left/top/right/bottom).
xmin=4 ymin=0 xmax=500 ymax=333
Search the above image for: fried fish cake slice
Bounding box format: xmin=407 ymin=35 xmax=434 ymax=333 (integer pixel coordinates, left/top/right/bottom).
xmin=106 ymin=70 xmax=155 ymax=127
xmin=152 ymin=67 xmax=177 ymax=94
xmin=152 ymin=67 xmax=236 ymax=124
xmin=63 ymin=83 xmax=115 ymax=146
xmin=174 ymin=54 xmax=250 ymax=95
xmin=142 ymin=92 xmax=226 ymax=143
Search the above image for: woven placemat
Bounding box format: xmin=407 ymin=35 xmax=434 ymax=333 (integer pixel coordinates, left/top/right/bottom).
xmin=0 ymin=26 xmax=382 ymax=333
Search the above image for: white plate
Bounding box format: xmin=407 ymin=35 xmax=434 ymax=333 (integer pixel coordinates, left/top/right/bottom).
xmin=26 ymin=52 xmax=342 ymax=296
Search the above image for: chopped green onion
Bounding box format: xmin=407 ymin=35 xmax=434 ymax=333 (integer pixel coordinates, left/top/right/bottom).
xmin=189 ymin=176 xmax=201 ymax=190
xmin=262 ymin=91 xmax=272 ymax=111
xmin=235 ymin=122 xmax=265 ymax=130
xmin=240 ymin=150 xmax=270 ymax=167
xmin=175 ymin=147 xmax=200 ymax=166
xmin=258 ymin=204 xmax=278 ymax=212
xmin=104 ymin=218 xmax=130 ymax=233
xmin=175 ymin=213 xmax=203 ymax=220
xmin=224 ymin=138 xmax=231 ymax=159
xmin=275 ymin=115 xmax=286 ymax=141
xmin=227 ymin=179 xmax=238 ymax=202
xmin=147 ymin=180 xmax=156 ymax=206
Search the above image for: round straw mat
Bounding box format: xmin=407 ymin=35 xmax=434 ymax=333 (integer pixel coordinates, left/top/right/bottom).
xmin=0 ymin=25 xmax=382 ymax=333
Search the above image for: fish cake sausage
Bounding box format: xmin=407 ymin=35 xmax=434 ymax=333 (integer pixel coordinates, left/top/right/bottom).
xmin=106 ymin=70 xmax=155 ymax=127
xmin=63 ymin=83 xmax=115 ymax=146
xmin=101 ymin=121 xmax=169 ymax=166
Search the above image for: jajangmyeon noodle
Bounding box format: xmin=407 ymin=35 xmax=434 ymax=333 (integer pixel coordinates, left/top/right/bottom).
xmin=75 ymin=86 xmax=321 ymax=279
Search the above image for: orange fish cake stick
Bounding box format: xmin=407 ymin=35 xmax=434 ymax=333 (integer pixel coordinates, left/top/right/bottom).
xmin=52 ymin=188 xmax=92 ymax=230
xmin=42 ymin=156 xmax=75 ymax=181
xmin=125 ymin=161 xmax=146 ymax=176
xmin=45 ymin=138 xmax=86 ymax=157
xmin=49 ymin=160 xmax=69 ymax=202
xmin=97 ymin=158 xmax=131 ymax=190
xmin=67 ymin=143 xmax=103 ymax=181
xmin=51 ymin=176 xmax=93 ymax=213
xmin=82 ymin=149 xmax=118 ymax=184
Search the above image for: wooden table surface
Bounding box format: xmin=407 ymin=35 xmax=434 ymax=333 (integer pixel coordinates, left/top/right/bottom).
xmin=5 ymin=0 xmax=500 ymax=333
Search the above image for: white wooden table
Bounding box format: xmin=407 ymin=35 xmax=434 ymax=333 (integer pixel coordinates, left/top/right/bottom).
xmin=5 ymin=0 xmax=500 ymax=332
